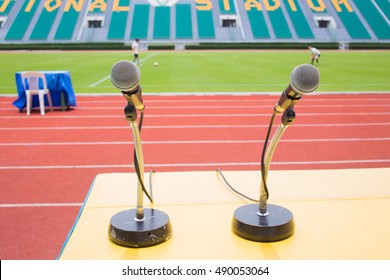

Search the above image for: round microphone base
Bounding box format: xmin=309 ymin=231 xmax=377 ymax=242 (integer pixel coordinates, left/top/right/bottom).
xmin=109 ymin=208 xmax=172 ymax=248
xmin=232 ymin=204 xmax=294 ymax=242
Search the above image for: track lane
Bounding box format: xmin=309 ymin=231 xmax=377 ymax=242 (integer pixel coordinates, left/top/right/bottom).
xmin=0 ymin=93 xmax=389 ymax=260
xmin=1 ymin=124 xmax=389 ymax=143
xmin=0 ymin=139 xmax=389 ymax=168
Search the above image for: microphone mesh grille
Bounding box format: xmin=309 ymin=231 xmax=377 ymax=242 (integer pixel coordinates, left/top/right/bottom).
xmin=290 ymin=64 xmax=320 ymax=94
xmin=110 ymin=60 xmax=140 ymax=92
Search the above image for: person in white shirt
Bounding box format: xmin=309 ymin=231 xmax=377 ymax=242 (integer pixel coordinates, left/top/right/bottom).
xmin=308 ymin=46 xmax=321 ymax=65
xmin=132 ymin=38 xmax=141 ymax=67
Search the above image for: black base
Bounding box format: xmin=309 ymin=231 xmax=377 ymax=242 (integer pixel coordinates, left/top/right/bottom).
xmin=109 ymin=208 xmax=172 ymax=248
xmin=232 ymin=204 xmax=294 ymax=242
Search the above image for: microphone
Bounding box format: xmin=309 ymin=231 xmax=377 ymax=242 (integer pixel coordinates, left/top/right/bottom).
xmin=231 ymin=64 xmax=320 ymax=243
xmin=108 ymin=60 xmax=172 ymax=248
xmin=110 ymin=60 xmax=145 ymax=112
xmin=274 ymin=64 xmax=320 ymax=113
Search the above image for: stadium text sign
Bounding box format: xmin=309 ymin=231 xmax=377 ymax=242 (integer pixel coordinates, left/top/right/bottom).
xmin=196 ymin=0 xmax=353 ymax=12
xmin=0 ymin=0 xmax=354 ymax=13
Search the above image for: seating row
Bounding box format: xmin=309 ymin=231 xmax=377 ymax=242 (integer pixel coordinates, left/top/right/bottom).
xmin=1 ymin=0 xmax=389 ymax=41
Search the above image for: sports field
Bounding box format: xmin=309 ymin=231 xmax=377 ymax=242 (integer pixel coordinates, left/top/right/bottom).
xmin=1 ymin=50 xmax=390 ymax=94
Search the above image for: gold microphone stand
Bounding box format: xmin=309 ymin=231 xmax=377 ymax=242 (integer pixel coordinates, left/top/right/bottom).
xmin=232 ymin=108 xmax=296 ymax=242
xmin=109 ymin=95 xmax=172 ymax=248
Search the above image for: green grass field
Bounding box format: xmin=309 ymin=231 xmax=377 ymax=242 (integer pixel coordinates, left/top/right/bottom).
xmin=0 ymin=50 xmax=389 ymax=94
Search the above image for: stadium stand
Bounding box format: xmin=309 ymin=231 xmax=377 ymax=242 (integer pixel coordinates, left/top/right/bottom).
xmin=246 ymin=8 xmax=270 ymax=39
xmin=153 ymin=6 xmax=171 ymax=39
xmin=0 ymin=0 xmax=389 ymax=45
xmin=130 ymin=4 xmax=150 ymax=39
xmin=196 ymin=7 xmax=215 ymax=39
xmin=375 ymin=0 xmax=390 ymax=20
xmin=0 ymin=0 xmax=14 ymax=15
xmin=175 ymin=4 xmax=193 ymax=39
xmin=29 ymin=4 xmax=59 ymax=40
xmin=4 ymin=0 xmax=39 ymax=40
xmin=267 ymin=5 xmax=293 ymax=39
xmin=353 ymin=0 xmax=390 ymax=39
xmin=285 ymin=0 xmax=314 ymax=39
xmin=54 ymin=3 xmax=84 ymax=40
xmin=107 ymin=0 xmax=130 ymax=40
xmin=329 ymin=0 xmax=371 ymax=39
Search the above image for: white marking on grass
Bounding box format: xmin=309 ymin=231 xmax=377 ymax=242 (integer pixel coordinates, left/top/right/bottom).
xmin=88 ymin=52 xmax=160 ymax=88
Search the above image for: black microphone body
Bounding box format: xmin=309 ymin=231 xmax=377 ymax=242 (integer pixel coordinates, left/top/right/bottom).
xmin=274 ymin=64 xmax=320 ymax=113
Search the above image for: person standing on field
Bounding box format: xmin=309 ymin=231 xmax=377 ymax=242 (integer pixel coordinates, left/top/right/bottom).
xmin=308 ymin=46 xmax=321 ymax=65
xmin=132 ymin=38 xmax=141 ymax=67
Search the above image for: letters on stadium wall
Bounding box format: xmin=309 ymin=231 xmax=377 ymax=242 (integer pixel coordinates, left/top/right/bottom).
xmin=198 ymin=0 xmax=353 ymax=12
xmin=0 ymin=0 xmax=354 ymax=13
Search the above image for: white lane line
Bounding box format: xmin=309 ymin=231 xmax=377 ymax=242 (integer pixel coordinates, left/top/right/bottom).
xmin=1 ymin=92 xmax=389 ymax=99
xmin=1 ymin=159 xmax=389 ymax=170
xmin=0 ymin=123 xmax=388 ymax=131
xmin=1 ymin=112 xmax=390 ymax=119
xmin=4 ymin=103 xmax=390 ymax=110
xmin=0 ymin=203 xmax=83 ymax=208
xmin=0 ymin=137 xmax=389 ymax=147
xmin=43 ymin=96 xmax=390 ymax=103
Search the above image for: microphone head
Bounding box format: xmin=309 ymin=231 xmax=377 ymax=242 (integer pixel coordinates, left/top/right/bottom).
xmin=290 ymin=64 xmax=320 ymax=94
xmin=110 ymin=60 xmax=140 ymax=92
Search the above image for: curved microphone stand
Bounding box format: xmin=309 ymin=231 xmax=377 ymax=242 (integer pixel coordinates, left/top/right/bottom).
xmin=232 ymin=108 xmax=296 ymax=242
xmin=108 ymin=68 xmax=172 ymax=247
xmin=231 ymin=64 xmax=319 ymax=242
xmin=109 ymin=104 xmax=172 ymax=247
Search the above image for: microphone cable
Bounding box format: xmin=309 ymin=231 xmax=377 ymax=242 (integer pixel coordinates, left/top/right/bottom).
xmin=217 ymin=110 xmax=277 ymax=202
xmin=217 ymin=168 xmax=258 ymax=202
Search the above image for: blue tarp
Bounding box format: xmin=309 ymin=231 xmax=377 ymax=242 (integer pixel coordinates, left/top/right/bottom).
xmin=13 ymin=71 xmax=77 ymax=111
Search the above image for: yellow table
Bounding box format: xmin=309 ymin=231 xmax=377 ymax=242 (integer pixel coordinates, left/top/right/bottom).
xmin=59 ymin=168 xmax=390 ymax=260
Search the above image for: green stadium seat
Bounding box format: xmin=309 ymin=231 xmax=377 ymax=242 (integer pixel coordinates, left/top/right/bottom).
xmin=107 ymin=0 xmax=130 ymax=40
xmin=219 ymin=0 xmax=236 ymax=15
xmin=196 ymin=9 xmax=215 ymax=39
xmin=0 ymin=0 xmax=15 ymax=15
xmin=246 ymin=8 xmax=270 ymax=39
xmin=286 ymin=0 xmax=314 ymax=39
xmin=267 ymin=7 xmax=292 ymax=39
xmin=54 ymin=7 xmax=81 ymax=40
xmin=130 ymin=4 xmax=150 ymax=39
xmin=153 ymin=6 xmax=170 ymax=39
xmin=332 ymin=3 xmax=371 ymax=39
xmin=30 ymin=7 xmax=58 ymax=40
xmin=175 ymin=4 xmax=192 ymax=39
xmin=353 ymin=0 xmax=390 ymax=39
xmin=375 ymin=0 xmax=390 ymax=19
xmin=5 ymin=0 xmax=39 ymax=40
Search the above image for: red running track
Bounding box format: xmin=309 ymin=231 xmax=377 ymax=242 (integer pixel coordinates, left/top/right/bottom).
xmin=0 ymin=93 xmax=389 ymax=259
